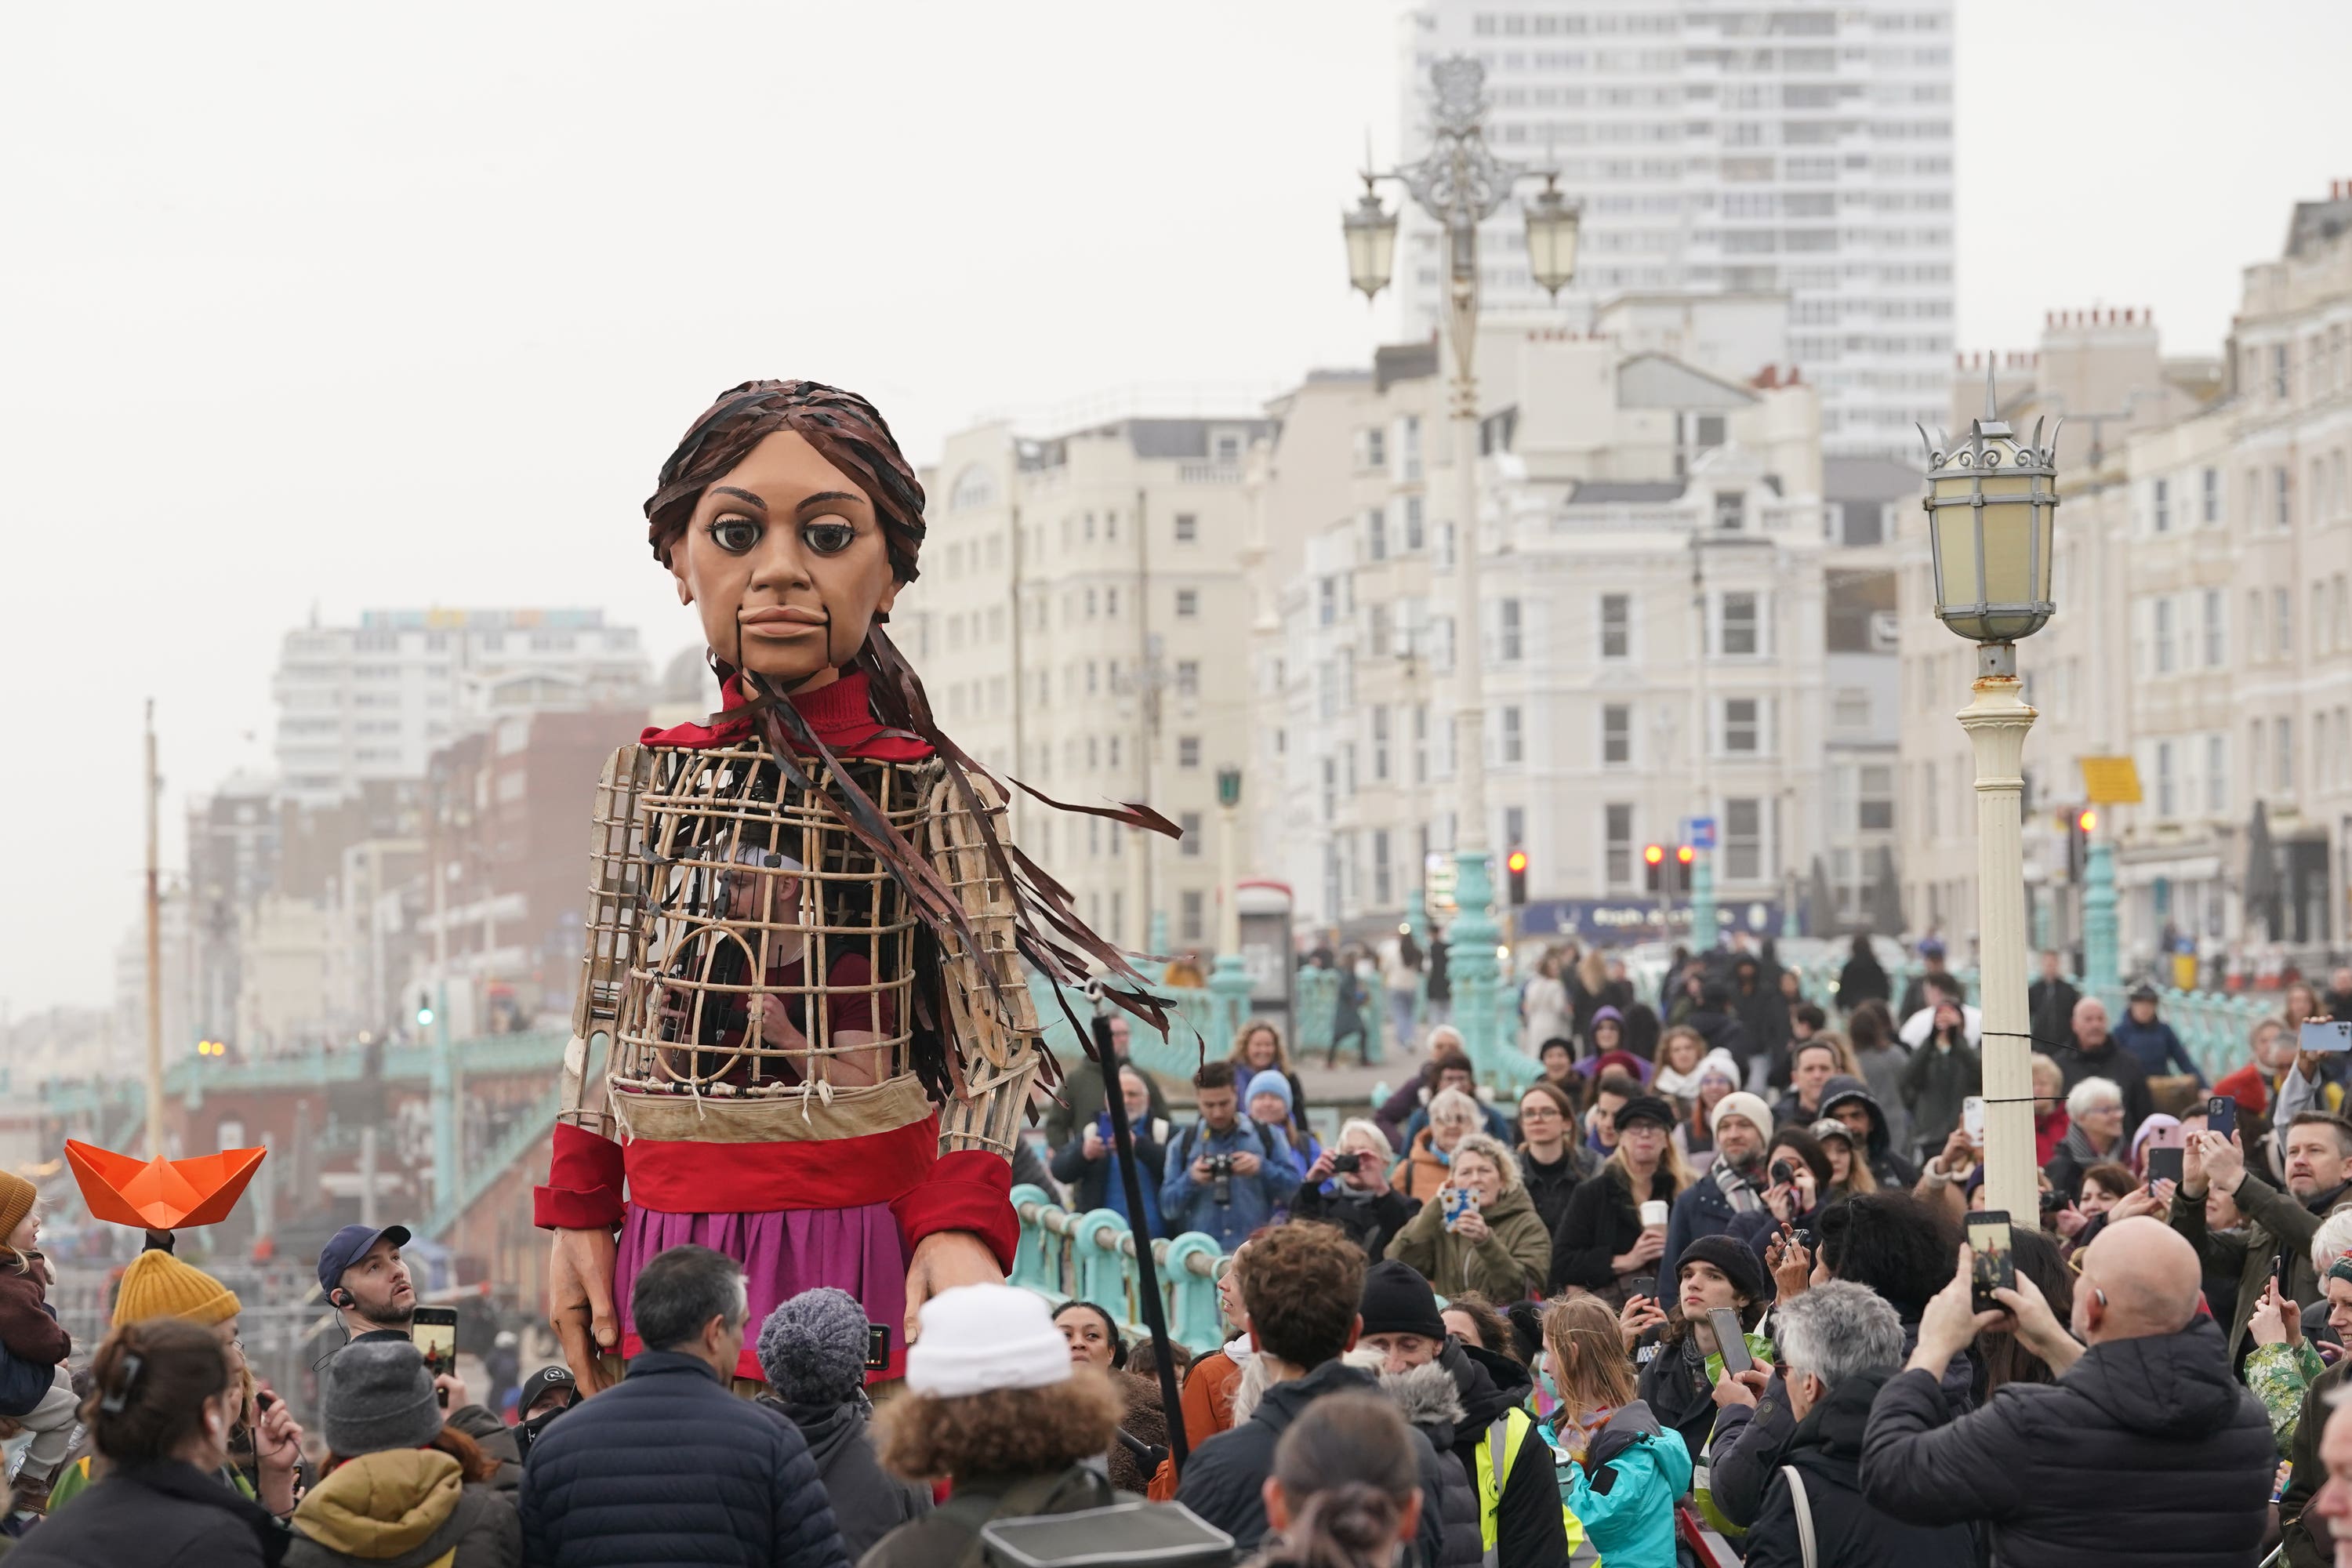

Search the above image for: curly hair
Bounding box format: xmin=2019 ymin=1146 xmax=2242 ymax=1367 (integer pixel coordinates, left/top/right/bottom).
xmin=1241 ymin=1222 xmax=1368 ymax=1368
xmin=873 ymin=1368 xmax=1123 ymax=1483
xmin=1814 ymin=1190 xmax=1960 ymax=1316
xmin=1449 ymin=1132 xmax=1523 ymax=1191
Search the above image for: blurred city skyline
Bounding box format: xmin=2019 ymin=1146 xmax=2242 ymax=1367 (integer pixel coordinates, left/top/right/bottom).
xmin=3 ymin=0 xmax=2349 ymax=1016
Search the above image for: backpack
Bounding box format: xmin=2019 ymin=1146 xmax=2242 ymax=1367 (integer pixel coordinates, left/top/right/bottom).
xmin=980 ymin=1498 xmax=1235 ymax=1568
xmin=1171 ymin=1120 xmax=1282 ymax=1174
xmin=924 ymin=1467 xmax=1117 ymax=1568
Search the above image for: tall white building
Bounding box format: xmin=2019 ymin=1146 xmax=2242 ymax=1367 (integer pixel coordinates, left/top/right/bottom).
xmin=1395 ymin=0 xmax=1953 ymax=456
xmin=271 ymin=608 xmax=651 ymax=806
xmin=907 ymin=412 xmax=1271 ymax=955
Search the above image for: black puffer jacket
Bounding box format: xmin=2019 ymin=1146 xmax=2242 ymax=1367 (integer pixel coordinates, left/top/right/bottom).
xmin=1379 ymin=1359 xmax=1480 ymax=1568
xmin=754 ymin=1395 xmax=930 ymax=1563
xmin=1175 ymin=1359 xmax=1448 ymax=1566
xmin=1860 ymin=1317 xmax=2273 ymax=1568
xmin=9 ymin=1459 xmax=286 ymax=1567
xmin=1740 ymin=1367 xmax=1976 ymax=1568
xmin=519 ymin=1352 xmax=848 ymax=1568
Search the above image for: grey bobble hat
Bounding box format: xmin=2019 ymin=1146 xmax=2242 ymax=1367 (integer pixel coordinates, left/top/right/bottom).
xmin=757 ymin=1287 xmax=870 ymax=1407
xmin=323 ymin=1340 xmax=442 ymax=1457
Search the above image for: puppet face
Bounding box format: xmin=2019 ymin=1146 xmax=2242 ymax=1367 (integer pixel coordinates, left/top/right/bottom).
xmin=669 ymin=430 xmax=902 ymax=691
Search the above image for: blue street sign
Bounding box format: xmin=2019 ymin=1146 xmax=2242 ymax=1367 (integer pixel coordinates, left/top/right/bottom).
xmin=1686 ymin=816 xmax=1718 ymax=850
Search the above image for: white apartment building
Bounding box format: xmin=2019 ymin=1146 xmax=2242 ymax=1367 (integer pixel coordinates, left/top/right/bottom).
xmin=1896 ymin=187 xmax=2352 ymax=967
xmin=1395 ymin=0 xmax=1953 ymax=456
xmin=907 ymin=413 xmax=1270 ymax=955
xmin=271 ymin=608 xmax=651 ymax=806
xmin=1255 ymin=303 xmax=1841 ymax=945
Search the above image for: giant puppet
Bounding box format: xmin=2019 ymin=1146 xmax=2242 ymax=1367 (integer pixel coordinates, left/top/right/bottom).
xmin=536 ymin=381 xmax=1165 ymax=1388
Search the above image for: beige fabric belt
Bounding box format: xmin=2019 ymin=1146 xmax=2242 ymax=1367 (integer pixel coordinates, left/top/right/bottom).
xmin=608 ymin=1072 xmax=935 ymax=1144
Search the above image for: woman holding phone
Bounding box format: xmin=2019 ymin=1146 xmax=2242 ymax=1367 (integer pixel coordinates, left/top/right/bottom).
xmin=1383 ymin=1134 xmax=1551 ymax=1300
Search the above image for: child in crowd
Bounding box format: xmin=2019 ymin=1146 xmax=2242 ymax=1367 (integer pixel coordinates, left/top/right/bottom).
xmin=0 ymin=1173 xmax=79 ymax=1524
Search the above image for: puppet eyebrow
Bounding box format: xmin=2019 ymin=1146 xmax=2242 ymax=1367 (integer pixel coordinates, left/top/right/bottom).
xmin=710 ymin=486 xmax=768 ymax=510
xmin=794 ymin=491 xmax=866 ymax=516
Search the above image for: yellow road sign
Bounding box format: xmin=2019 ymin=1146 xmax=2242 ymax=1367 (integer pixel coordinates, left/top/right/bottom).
xmin=2079 ymin=756 xmax=2143 ymax=805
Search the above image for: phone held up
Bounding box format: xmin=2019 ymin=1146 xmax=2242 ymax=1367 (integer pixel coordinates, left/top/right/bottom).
xmin=409 ymin=1306 xmax=460 ymax=1409
xmin=2301 ymin=1019 xmax=2352 ymax=1054
xmin=1962 ymin=1095 xmax=1985 ymax=1143
xmin=1628 ymin=1275 xmax=1657 ymax=1304
xmin=2206 ymin=1094 xmax=2238 ymax=1143
xmin=1967 ymin=1212 xmax=2016 ymax=1315
xmin=1708 ymin=1307 xmax=1753 ymax=1375
xmin=2145 ymin=1145 xmax=2185 ymax=1187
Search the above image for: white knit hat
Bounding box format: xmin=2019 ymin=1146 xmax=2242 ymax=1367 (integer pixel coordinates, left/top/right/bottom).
xmin=905 ymin=1283 xmax=1073 ymax=1399
xmin=1711 ymin=1091 xmax=1775 ymax=1140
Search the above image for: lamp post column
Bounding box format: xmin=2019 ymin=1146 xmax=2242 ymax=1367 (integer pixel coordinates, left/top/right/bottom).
xmin=1959 ymin=644 xmax=2038 ymax=1220
xmin=1210 ymin=781 xmax=1251 ymax=1047
xmin=2083 ymin=833 xmax=2119 ymax=997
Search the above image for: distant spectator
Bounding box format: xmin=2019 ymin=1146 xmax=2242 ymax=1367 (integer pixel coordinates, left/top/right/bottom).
xmin=1436 ymin=1290 xmax=1518 ymax=1363
xmin=1810 ymin=1117 xmax=1878 ymax=1200
xmin=2045 ymin=1077 xmax=2126 ymax=1202
xmin=862 ymin=1286 xmax=1126 ymax=1566
xmin=1160 ymin=1060 xmax=1302 ymax=1251
xmin=1651 ymin=1029 xmax=1710 ymax=1105
xmin=753 ymin=1288 xmax=929 ymax=1561
xmin=1900 ymin=996 xmax=1982 ymax=1160
xmin=1178 ymin=1244 xmax=1253 ymax=1454
xmin=1660 ymin=1091 xmax=1773 ymax=1283
xmin=2031 ymin=1052 xmax=2071 ymax=1166
xmin=1230 ymin=1022 xmax=1308 ymax=1123
xmin=1043 ymin=1008 xmax=1172 ymax=1151
xmin=1515 ymin=1083 xmax=1599 ymax=1237
xmin=286 ymin=1340 xmax=519 ymax=1568
xmin=1293 ymin=1121 xmax=1419 ymax=1261
xmin=1895 ymin=938 xmax=1951 ymax=1022
xmin=510 ymin=1367 xmax=578 ymax=1464
xmin=2113 ymin=985 xmax=2207 ymax=1087
xmin=1384 ymin=1133 xmax=1552 ymax=1301
xmin=1897 ymin=972 xmax=1982 ymax=1052
xmin=318 ymin=1221 xmax=419 ymax=1345
xmin=520 ymin=1244 xmax=847 ymax=1568
xmin=1674 ymin=1052 xmax=1741 ymax=1166
xmin=1771 ymin=1039 xmax=1844 ymax=1129
xmin=2027 ymin=950 xmax=2081 ymax=1056
xmin=1819 ymin=1076 xmax=1921 ymax=1188
xmin=1835 ymin=935 xmax=1890 ymax=1013
xmin=1051 ymin=1063 xmax=1171 ymax=1236
xmin=2171 ymin=1113 xmax=2352 ymax=1363
xmin=1392 ymin=1050 xmax=1513 ymax=1147
xmin=1247 ymin=1069 xmax=1322 ymax=1189
xmin=2055 ymin=997 xmax=2155 ymax=1142
xmin=1843 ymin=1000 xmax=1912 ymax=1157
xmin=1053 ymin=1301 xmax=1172 ymax=1496
xmin=1636 ymin=1234 xmax=1773 ymax=1483
xmin=1245 ymin=1392 xmax=1427 ymax=1568
xmin=1551 ymin=1094 xmax=1688 ymax=1300
xmin=1392 ymin=1088 xmax=1486 ymax=1203
xmin=1687 ymin=982 xmax=1760 ymax=1086
xmin=7 ymin=1318 xmax=279 ymax=1568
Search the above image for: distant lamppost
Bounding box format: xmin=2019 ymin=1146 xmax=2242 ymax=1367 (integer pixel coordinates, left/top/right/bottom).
xmin=1922 ymin=373 xmax=2061 ymax=1221
xmin=1209 ymin=768 xmax=1253 ymax=1045
xmin=1340 ymin=56 xmax=1580 ymax=1076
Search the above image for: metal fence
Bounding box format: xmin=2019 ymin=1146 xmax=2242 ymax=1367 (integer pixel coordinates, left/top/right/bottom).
xmin=1007 ymin=1184 xmax=1230 ymax=1353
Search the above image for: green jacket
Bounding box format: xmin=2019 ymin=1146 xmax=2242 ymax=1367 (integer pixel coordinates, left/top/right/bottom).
xmin=1385 ymin=1183 xmax=1552 ymax=1301
xmin=2169 ymin=1174 xmax=2352 ymax=1362
xmin=2279 ymin=1354 xmax=2351 ymax=1568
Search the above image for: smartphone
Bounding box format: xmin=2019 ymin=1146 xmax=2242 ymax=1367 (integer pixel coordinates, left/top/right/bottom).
xmin=1443 ymin=1188 xmax=1477 ymax=1228
xmin=1708 ymin=1307 xmax=1752 ymax=1374
xmin=865 ymin=1323 xmax=891 ymax=1371
xmin=2278 ymin=1250 xmax=2295 ymax=1294
xmin=2301 ymin=1020 xmax=2352 ymax=1053
xmin=410 ymin=1306 xmax=459 ymax=1407
xmin=1628 ymin=1275 xmax=1657 ymax=1303
xmin=2145 ymin=1145 xmax=2184 ymax=1186
xmin=1967 ymin=1212 xmax=2016 ymax=1314
xmin=2206 ymin=1094 xmax=2238 ymax=1142
xmin=1962 ymin=1096 xmax=1985 ymax=1142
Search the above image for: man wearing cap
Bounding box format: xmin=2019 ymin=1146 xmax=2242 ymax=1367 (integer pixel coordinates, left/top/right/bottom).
xmin=512 ymin=1365 xmax=579 ymax=1463
xmin=1660 ymin=1091 xmax=1774 ymax=1285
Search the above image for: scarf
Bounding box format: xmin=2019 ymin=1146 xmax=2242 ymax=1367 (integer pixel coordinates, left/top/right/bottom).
xmin=1711 ymin=1156 xmax=1763 ymax=1215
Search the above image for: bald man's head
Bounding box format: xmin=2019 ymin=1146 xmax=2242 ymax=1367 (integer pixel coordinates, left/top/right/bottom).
xmin=2073 ymin=1217 xmax=2203 ymax=1343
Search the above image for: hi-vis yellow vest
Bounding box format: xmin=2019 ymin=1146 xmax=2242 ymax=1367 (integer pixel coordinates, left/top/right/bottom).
xmin=1474 ymin=1407 xmax=1586 ymax=1565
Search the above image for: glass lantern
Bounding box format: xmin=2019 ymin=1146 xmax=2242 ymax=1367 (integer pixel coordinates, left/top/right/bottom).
xmin=1341 ymin=177 xmax=1398 ymax=301
xmin=1922 ymin=389 xmax=2060 ymax=645
xmin=1522 ymin=173 xmax=1581 ymax=298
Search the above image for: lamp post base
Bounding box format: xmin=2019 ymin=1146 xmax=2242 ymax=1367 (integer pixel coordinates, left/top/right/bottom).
xmin=1448 ymin=848 xmax=1504 ymax=1076
xmin=1958 ymin=663 xmax=2038 ymax=1221
xmin=1208 ymin=953 xmax=1253 ymax=1055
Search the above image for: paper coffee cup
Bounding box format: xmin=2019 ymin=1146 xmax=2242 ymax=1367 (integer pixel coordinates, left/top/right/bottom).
xmin=1639 ymin=1200 xmax=1669 ymax=1229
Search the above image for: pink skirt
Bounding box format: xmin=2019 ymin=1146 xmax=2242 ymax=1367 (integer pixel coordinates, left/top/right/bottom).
xmin=613 ymin=1200 xmax=907 ymax=1380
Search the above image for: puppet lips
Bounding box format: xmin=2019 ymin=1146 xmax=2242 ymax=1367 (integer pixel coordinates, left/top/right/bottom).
xmin=740 ymin=607 xmax=827 ymax=636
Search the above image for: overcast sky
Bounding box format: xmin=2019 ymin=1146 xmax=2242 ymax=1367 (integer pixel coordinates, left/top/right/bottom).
xmin=3 ymin=2 xmax=2346 ymax=1023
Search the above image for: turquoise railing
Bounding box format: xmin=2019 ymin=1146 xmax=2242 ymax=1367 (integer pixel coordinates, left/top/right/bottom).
xmin=1008 ymin=1183 xmax=1230 ymax=1353
xmin=1852 ymin=964 xmax=2276 ymax=1082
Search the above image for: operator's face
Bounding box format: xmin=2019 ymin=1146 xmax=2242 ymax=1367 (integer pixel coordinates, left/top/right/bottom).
xmin=669 ymin=430 xmax=902 ymax=691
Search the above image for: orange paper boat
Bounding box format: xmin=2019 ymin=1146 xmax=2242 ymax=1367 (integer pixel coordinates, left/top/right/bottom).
xmin=65 ymin=1140 xmax=266 ymax=1231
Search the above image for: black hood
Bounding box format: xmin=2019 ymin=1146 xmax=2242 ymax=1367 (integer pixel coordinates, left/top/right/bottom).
xmin=2070 ymin=1317 xmax=2252 ymax=1438
xmin=1817 ymin=1074 xmax=1890 ymax=1157
xmin=1788 ymin=1363 xmax=1891 ymax=1460
xmin=1255 ymin=1358 xmax=1381 ymax=1436
xmin=1441 ymin=1339 xmax=1530 ymax=1431
xmin=757 ymin=1395 xmax=866 ymax=1471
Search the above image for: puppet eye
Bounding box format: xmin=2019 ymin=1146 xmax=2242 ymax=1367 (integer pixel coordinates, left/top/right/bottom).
xmin=708 ymin=516 xmax=760 ymax=554
xmin=802 ymin=520 xmax=855 ymax=555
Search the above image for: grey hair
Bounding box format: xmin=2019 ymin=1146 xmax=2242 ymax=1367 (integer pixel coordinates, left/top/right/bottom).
xmin=2064 ymin=1076 xmax=2122 ymax=1120
xmin=1449 ymin=1132 xmax=1523 ymax=1191
xmin=1427 ymin=1087 xmax=1482 ymax=1128
xmin=1338 ymin=1118 xmax=1396 ymax=1165
xmin=2312 ymin=1210 xmax=2352 ymax=1274
xmin=1771 ymin=1281 xmax=1904 ymax=1393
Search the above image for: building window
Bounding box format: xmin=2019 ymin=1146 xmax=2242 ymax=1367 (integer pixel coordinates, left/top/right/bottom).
xmin=2277 ymin=717 xmax=2294 ymax=791
xmin=2204 ymin=589 xmax=2225 ymax=667
xmin=1404 ymin=495 xmax=1426 ymax=550
xmin=1370 ymin=604 xmax=1392 ymax=656
xmin=1725 ymin=798 xmax=1763 ymax=880
xmin=1499 ymin=598 xmax=1523 ymax=660
xmin=2278 ymin=466 xmax=2294 ymax=529
xmin=1402 ymin=416 xmax=1423 ymax=480
xmin=2203 ymin=467 xmax=2220 ymax=524
xmin=1178 ymin=735 xmax=1201 ymax=769
xmin=1833 ymin=688 xmax=1871 ymax=729
xmin=1175 ymin=659 xmax=1200 ymax=698
xmin=1176 ymin=588 xmax=1200 ymax=619
xmin=1602 ymin=704 xmax=1631 ymax=765
xmin=1180 ymin=811 xmax=1204 ymax=857
xmin=2277 ymin=586 xmax=2293 ymax=656
xmin=1501 ymin=706 xmax=1523 ymax=764
xmin=2154 ymin=597 xmax=2175 ymax=674
xmin=2152 ymin=477 xmax=2171 ymax=534
xmin=1723 ymin=698 xmax=1762 ymax=754
xmin=1859 ymin=764 xmax=1895 ymax=831
xmin=1359 ymin=426 xmax=1388 ymax=470
xmin=1414 ymin=705 xmax=1428 ymax=784
xmin=1372 ymin=707 xmax=1391 ymax=780
xmin=1600 ymin=594 xmax=1630 ymax=659
xmin=2156 ymin=739 xmax=2177 ymax=818
xmin=1720 ymin=592 xmax=1760 ymax=655
xmin=1180 ymin=890 xmax=1205 ymax=943
xmin=1366 ymin=508 xmax=1387 ymax=561
xmin=2207 ymin=733 xmax=2227 ymax=813
xmin=1606 ymin=803 xmax=1634 ymax=890
xmin=1714 ymin=491 xmax=1747 ymax=531
xmin=1374 ymin=829 xmax=1393 ymax=906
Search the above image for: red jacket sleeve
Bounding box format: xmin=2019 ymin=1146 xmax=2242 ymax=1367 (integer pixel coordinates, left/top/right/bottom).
xmin=535 ymin=1122 xmax=626 ymax=1231
xmin=890 ymin=1149 xmax=1018 ymax=1274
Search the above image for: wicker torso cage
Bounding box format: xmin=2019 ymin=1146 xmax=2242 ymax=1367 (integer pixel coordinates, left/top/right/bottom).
xmin=559 ymin=738 xmax=1042 ymax=1161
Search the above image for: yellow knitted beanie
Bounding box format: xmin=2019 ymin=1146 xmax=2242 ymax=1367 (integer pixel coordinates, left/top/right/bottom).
xmin=0 ymin=1173 xmax=34 ymax=1247
xmin=114 ymin=1248 xmax=241 ymax=1328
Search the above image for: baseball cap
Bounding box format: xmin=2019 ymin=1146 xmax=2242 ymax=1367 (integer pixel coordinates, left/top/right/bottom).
xmin=318 ymin=1222 xmax=412 ymax=1295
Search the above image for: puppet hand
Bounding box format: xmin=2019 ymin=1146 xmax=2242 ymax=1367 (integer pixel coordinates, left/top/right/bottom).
xmin=904 ymin=1230 xmax=1004 ymax=1345
xmin=550 ymin=1226 xmax=619 ymax=1395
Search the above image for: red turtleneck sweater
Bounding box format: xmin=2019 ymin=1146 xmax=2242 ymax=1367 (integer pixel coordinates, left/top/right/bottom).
xmin=532 ymin=670 xmax=1015 ymax=1273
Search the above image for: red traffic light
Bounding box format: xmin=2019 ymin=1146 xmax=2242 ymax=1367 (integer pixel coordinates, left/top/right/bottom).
xmin=2078 ymin=809 xmax=2096 ymax=833
xmin=1642 ymin=844 xmax=1665 ymax=867
xmin=1506 ymin=849 xmax=1529 ymax=875
xmin=1676 ymin=845 xmax=1695 ymax=865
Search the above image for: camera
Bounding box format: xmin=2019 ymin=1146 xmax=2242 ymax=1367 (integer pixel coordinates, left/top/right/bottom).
xmin=1770 ymin=1160 xmax=1796 ymax=1186
xmin=1203 ymin=1152 xmax=1237 ymax=1205
xmin=1330 ymin=1151 xmax=1366 ymax=1175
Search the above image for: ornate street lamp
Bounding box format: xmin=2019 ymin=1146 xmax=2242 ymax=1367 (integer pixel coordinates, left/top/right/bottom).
xmin=1522 ymin=172 xmax=1581 ymax=299
xmin=1920 ymin=368 xmax=2063 ymax=1223
xmin=1343 ymin=176 xmax=1399 ymax=301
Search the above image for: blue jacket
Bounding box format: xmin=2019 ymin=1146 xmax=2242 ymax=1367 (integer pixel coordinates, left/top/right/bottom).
xmin=1159 ymin=1118 xmax=1301 ymax=1250
xmin=1551 ymin=1402 xmax=1693 ymax=1568
xmin=520 ymin=1350 xmax=849 ymax=1568
xmin=2111 ymin=1014 xmax=2205 ymax=1085
xmin=1659 ymin=1160 xmax=1756 ymax=1286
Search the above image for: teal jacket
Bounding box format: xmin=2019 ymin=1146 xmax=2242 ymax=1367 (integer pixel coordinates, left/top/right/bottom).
xmin=1549 ymin=1401 xmax=1693 ymax=1568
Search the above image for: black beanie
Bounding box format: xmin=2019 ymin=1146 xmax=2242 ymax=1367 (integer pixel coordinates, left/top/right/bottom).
xmin=1358 ymin=1259 xmax=1448 ymax=1340
xmin=1675 ymin=1233 xmax=1774 ymax=1306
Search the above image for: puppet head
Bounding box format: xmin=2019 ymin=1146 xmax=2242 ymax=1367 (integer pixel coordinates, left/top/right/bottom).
xmin=647 ymin=380 xmax=924 ymax=694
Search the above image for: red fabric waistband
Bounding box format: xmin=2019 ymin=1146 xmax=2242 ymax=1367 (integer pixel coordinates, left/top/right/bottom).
xmin=621 ymin=1112 xmax=942 ymax=1214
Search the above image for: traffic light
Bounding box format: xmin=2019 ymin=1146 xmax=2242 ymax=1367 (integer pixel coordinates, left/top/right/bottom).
xmin=416 ymin=991 xmax=435 ymax=1029
xmin=194 ymin=1039 xmax=226 ymax=1058
xmin=1505 ymin=848 xmax=1529 ymax=906
xmin=2063 ymin=808 xmax=2095 ymax=883
xmin=1643 ymin=844 xmax=1665 ymax=893
xmin=1675 ymin=844 xmax=1695 ymax=896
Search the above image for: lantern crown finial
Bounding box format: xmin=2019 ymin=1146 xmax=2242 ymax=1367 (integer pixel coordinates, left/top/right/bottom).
xmin=1974 ymin=357 xmax=2013 ymax=441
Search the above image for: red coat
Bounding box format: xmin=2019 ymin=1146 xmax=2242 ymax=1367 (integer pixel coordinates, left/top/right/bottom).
xmin=0 ymin=1253 xmax=69 ymax=1367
